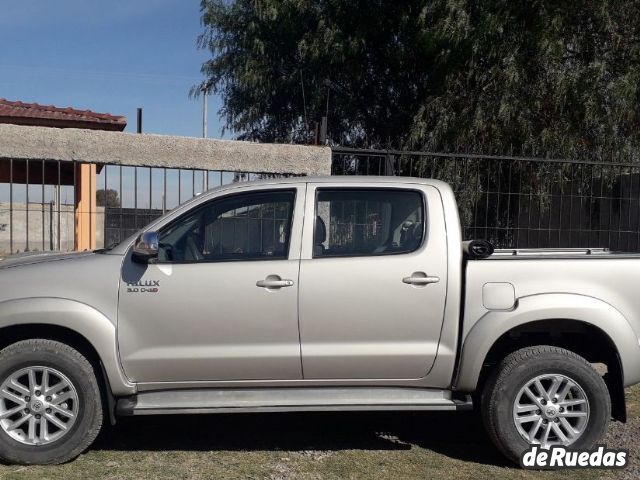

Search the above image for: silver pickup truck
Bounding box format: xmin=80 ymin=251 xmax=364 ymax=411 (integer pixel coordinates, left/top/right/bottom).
xmin=0 ymin=176 xmax=638 ymax=465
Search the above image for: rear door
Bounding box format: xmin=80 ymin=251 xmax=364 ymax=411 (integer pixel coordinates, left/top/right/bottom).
xmin=298 ymin=182 xmax=448 ymax=379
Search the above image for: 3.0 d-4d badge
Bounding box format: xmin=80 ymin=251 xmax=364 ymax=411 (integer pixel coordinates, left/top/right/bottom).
xmin=126 ymin=280 xmax=160 ymax=293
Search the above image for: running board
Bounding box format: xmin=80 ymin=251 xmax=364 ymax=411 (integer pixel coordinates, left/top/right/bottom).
xmin=116 ymin=387 xmax=472 ymax=415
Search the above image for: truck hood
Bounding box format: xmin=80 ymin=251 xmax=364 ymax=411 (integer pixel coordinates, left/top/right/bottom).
xmin=0 ymin=251 xmax=95 ymax=270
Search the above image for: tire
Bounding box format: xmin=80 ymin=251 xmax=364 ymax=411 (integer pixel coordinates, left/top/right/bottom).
xmin=481 ymin=345 xmax=611 ymax=464
xmin=0 ymin=339 xmax=103 ymax=464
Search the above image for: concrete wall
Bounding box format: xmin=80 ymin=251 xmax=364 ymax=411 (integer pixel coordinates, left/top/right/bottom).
xmin=0 ymin=124 xmax=332 ymax=176
xmin=0 ymin=202 xmax=105 ymax=255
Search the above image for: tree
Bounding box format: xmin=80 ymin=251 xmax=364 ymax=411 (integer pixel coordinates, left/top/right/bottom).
xmin=195 ymin=0 xmax=435 ymax=147
xmin=195 ymin=0 xmax=640 ymax=159
xmin=96 ymin=189 xmax=120 ymax=208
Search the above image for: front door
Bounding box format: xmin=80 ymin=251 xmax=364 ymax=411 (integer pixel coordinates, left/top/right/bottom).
xmin=117 ymin=186 xmax=305 ymax=383
xmin=298 ymin=183 xmax=448 ymax=379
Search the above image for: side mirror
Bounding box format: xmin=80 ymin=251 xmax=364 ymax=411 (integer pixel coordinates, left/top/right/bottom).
xmin=132 ymin=231 xmax=159 ymax=264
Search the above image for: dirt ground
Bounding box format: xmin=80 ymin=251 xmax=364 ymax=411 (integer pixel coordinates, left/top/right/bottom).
xmin=0 ymin=387 xmax=637 ymax=479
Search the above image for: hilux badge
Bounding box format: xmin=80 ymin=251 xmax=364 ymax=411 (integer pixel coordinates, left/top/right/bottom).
xmin=126 ymin=280 xmax=160 ymax=293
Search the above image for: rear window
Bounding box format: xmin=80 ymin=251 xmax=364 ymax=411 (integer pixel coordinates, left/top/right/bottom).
xmin=313 ymin=189 xmax=425 ymax=258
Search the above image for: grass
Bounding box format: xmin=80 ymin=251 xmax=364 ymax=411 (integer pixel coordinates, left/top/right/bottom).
xmin=0 ymin=388 xmax=637 ymax=480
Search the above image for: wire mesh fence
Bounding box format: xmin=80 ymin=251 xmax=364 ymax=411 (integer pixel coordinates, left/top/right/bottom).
xmin=332 ymin=147 xmax=640 ymax=251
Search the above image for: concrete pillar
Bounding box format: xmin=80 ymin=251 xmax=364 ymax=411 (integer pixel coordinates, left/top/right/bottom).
xmin=75 ymin=163 xmax=97 ymax=251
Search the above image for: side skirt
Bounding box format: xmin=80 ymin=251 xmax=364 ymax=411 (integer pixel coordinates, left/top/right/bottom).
xmin=116 ymin=387 xmax=472 ymax=415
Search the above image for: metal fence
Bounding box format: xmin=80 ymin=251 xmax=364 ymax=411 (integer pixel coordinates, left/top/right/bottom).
xmin=0 ymin=158 xmax=291 ymax=255
xmin=5 ymin=150 xmax=640 ymax=255
xmin=99 ymin=168 xmax=291 ymax=248
xmin=332 ymin=147 xmax=640 ymax=252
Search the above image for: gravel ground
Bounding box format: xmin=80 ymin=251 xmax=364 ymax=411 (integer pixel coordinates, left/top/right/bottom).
xmin=603 ymin=386 xmax=640 ymax=479
xmin=603 ymin=417 xmax=640 ymax=479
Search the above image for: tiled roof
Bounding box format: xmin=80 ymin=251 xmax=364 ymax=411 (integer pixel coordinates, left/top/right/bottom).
xmin=0 ymin=98 xmax=127 ymax=131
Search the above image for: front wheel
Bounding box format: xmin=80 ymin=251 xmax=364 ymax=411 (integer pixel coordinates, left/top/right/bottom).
xmin=0 ymin=339 xmax=103 ymax=464
xmin=481 ymin=345 xmax=611 ymax=464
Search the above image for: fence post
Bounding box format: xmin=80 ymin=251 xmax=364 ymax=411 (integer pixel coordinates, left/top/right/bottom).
xmin=385 ymin=153 xmax=396 ymax=176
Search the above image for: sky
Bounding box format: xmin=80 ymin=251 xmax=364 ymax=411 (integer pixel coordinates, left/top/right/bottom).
xmin=0 ymin=0 xmax=223 ymax=138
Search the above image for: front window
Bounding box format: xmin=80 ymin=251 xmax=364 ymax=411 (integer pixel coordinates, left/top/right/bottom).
xmin=157 ymin=190 xmax=295 ymax=263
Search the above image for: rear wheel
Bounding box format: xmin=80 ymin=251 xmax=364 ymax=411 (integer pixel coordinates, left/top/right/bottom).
xmin=0 ymin=339 xmax=103 ymax=464
xmin=481 ymin=345 xmax=611 ymax=463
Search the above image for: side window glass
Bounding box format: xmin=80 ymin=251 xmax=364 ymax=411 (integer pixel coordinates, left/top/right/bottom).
xmin=314 ymin=189 xmax=424 ymax=258
xmin=158 ymin=190 xmax=295 ymax=263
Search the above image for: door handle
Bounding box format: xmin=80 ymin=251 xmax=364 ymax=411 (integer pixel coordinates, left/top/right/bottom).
xmin=402 ymin=273 xmax=440 ymax=286
xmin=256 ymin=276 xmax=294 ymax=289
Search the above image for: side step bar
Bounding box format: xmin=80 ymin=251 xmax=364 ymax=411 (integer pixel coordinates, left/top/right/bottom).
xmin=117 ymin=387 xmax=472 ymax=415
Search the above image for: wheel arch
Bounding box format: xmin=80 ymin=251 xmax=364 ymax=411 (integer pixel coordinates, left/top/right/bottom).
xmin=455 ymin=293 xmax=640 ymax=421
xmin=0 ymin=298 xmax=135 ymax=397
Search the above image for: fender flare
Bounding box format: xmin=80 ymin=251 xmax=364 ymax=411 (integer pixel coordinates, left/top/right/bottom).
xmin=455 ymin=293 xmax=640 ymax=392
xmin=0 ymin=297 xmax=135 ymax=395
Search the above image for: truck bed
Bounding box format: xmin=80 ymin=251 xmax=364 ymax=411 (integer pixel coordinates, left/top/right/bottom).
xmin=462 ymin=247 xmax=640 ymax=342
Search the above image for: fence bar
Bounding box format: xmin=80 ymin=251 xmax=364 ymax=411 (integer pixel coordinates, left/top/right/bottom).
xmin=9 ymin=159 xmax=13 ymax=254
xmin=25 ymin=159 xmax=29 ymax=251
xmin=119 ymin=166 xmax=123 ymax=244
xmin=104 ymin=163 xmax=108 ymax=249
xmin=41 ymin=160 xmax=45 ymax=251
xmin=90 ymin=162 xmax=94 ymax=249
xmin=57 ymin=160 xmax=61 ymax=251
xmin=72 ymin=160 xmax=77 ymax=250
xmin=134 ymin=167 xmax=138 ymax=231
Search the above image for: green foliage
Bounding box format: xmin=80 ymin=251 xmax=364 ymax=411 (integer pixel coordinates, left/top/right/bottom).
xmin=96 ymin=189 xmax=120 ymax=208
xmin=196 ymin=0 xmax=640 ymax=159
